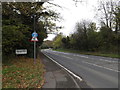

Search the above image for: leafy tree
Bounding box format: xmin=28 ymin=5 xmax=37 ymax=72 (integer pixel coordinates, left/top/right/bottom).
xmin=97 ymin=26 xmax=113 ymax=52
xmin=72 ymin=21 xmax=90 ymax=51
xmin=87 ymin=22 xmax=98 ymax=51
xmin=50 ymin=0 xmax=119 ymax=55
xmin=62 ymin=36 xmax=70 ymax=49
xmin=2 ymin=2 xmax=60 ymax=61
xmin=53 ymin=33 xmax=63 ymax=49
xmin=69 ymin=34 xmax=77 ymax=49
xmin=41 ymin=40 xmax=53 ymax=49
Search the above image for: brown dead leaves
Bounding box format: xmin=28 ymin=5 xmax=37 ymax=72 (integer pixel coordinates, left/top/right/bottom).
xmin=2 ymin=57 xmax=45 ymax=88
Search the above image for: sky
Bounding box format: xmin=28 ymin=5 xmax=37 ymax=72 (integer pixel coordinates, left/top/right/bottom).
xmin=43 ymin=0 xmax=100 ymax=41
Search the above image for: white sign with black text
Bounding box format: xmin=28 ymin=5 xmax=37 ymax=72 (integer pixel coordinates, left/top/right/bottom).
xmin=15 ymin=49 xmax=27 ymax=55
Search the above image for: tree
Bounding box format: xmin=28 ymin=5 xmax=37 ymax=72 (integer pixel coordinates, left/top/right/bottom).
xmin=53 ymin=33 xmax=63 ymax=49
xmin=97 ymin=0 xmax=119 ymax=30
xmin=41 ymin=40 xmax=53 ymax=49
xmin=2 ymin=2 xmax=60 ymax=61
xmin=73 ymin=20 xmax=90 ymax=51
xmin=86 ymin=22 xmax=98 ymax=51
xmin=62 ymin=36 xmax=70 ymax=49
xmin=96 ymin=0 xmax=120 ymax=53
xmin=97 ymin=26 xmax=113 ymax=52
xmin=113 ymin=5 xmax=120 ymax=33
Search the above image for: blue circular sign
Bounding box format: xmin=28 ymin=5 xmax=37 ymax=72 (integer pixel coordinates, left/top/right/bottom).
xmin=32 ymin=32 xmax=38 ymax=38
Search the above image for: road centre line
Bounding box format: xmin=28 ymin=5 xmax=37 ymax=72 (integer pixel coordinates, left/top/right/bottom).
xmin=51 ymin=51 xmax=91 ymax=59
xmin=51 ymin=50 xmax=118 ymax=63
xmin=43 ymin=53 xmax=83 ymax=82
xmin=82 ymin=61 xmax=119 ymax=73
xmin=73 ymin=54 xmax=118 ymax=63
xmin=51 ymin=52 xmax=73 ymax=60
xmin=50 ymin=51 xmax=119 ymax=73
xmin=62 ymin=55 xmax=72 ymax=59
xmin=77 ymin=55 xmax=89 ymax=58
xmin=52 ymin=51 xmax=88 ymax=59
xmin=99 ymin=59 xmax=118 ymax=63
xmin=51 ymin=51 xmax=90 ymax=59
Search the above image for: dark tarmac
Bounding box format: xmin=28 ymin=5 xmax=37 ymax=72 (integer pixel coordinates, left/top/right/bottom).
xmin=39 ymin=52 xmax=91 ymax=89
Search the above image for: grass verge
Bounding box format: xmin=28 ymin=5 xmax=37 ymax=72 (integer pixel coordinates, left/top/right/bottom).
xmin=54 ymin=49 xmax=120 ymax=58
xmin=2 ymin=56 xmax=45 ymax=88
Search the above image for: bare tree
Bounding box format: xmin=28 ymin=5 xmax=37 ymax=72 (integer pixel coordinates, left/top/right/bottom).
xmin=97 ymin=0 xmax=119 ymax=30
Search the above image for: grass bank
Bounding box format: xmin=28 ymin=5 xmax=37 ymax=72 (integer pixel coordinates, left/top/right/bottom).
xmin=54 ymin=49 xmax=120 ymax=58
xmin=2 ymin=56 xmax=45 ymax=88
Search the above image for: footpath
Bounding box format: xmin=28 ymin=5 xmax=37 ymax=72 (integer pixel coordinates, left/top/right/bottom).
xmin=39 ymin=52 xmax=91 ymax=89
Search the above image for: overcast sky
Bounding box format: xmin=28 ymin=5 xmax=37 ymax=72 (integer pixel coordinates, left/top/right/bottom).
xmin=43 ymin=0 xmax=100 ymax=40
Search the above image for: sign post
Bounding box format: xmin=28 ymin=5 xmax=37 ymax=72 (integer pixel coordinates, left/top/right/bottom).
xmin=31 ymin=31 xmax=38 ymax=64
xmin=34 ymin=41 xmax=36 ymax=64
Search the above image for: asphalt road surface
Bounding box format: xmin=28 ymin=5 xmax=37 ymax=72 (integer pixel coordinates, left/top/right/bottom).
xmin=41 ymin=49 xmax=119 ymax=88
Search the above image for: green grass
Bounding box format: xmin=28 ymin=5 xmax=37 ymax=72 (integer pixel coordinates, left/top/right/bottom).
xmin=54 ymin=49 xmax=120 ymax=58
xmin=2 ymin=57 xmax=45 ymax=88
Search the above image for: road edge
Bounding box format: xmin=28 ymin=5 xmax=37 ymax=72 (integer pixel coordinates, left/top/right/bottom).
xmin=42 ymin=52 xmax=83 ymax=88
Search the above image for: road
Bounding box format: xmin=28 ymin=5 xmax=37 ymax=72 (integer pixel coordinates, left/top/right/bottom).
xmin=41 ymin=49 xmax=119 ymax=88
xmin=39 ymin=52 xmax=81 ymax=88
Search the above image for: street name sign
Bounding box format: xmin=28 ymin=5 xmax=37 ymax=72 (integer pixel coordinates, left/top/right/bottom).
xmin=16 ymin=49 xmax=27 ymax=55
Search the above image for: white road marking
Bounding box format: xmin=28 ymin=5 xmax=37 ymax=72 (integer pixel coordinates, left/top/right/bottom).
xmin=82 ymin=61 xmax=119 ymax=72
xmin=50 ymin=52 xmax=73 ymax=60
xmin=47 ymin=50 xmax=118 ymax=63
xmin=78 ymin=55 xmax=89 ymax=58
xmin=53 ymin=53 xmax=59 ymax=56
xmin=62 ymin=55 xmax=72 ymax=59
xmin=99 ymin=59 xmax=118 ymax=63
xmin=43 ymin=53 xmax=83 ymax=82
xmin=66 ymin=71 xmax=80 ymax=88
xmin=54 ymin=51 xmax=89 ymax=59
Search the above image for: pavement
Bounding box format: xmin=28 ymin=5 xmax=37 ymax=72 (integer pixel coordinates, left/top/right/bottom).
xmin=41 ymin=49 xmax=119 ymax=88
xmin=39 ymin=52 xmax=90 ymax=89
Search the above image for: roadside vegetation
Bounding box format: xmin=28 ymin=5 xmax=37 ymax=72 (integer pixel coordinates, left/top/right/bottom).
xmin=2 ymin=56 xmax=45 ymax=88
xmin=2 ymin=2 xmax=60 ymax=61
xmin=41 ymin=0 xmax=120 ymax=59
xmin=54 ymin=49 xmax=120 ymax=58
xmin=2 ymin=2 xmax=60 ymax=88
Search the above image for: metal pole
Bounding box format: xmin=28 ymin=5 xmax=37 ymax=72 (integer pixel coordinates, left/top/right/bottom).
xmin=34 ymin=15 xmax=35 ymax=32
xmin=34 ymin=41 xmax=36 ymax=64
xmin=34 ymin=15 xmax=36 ymax=64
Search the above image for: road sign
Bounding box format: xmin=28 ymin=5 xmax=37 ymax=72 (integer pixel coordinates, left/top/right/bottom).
xmin=32 ymin=32 xmax=38 ymax=38
xmin=31 ymin=32 xmax=38 ymax=64
xmin=31 ymin=37 xmax=38 ymax=42
xmin=16 ymin=49 xmax=27 ymax=55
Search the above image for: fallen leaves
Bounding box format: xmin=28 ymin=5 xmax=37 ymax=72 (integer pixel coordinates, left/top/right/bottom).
xmin=2 ymin=57 xmax=45 ymax=88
